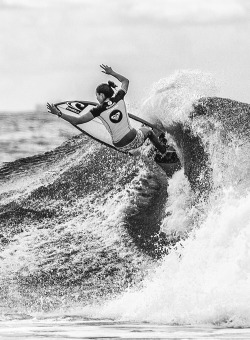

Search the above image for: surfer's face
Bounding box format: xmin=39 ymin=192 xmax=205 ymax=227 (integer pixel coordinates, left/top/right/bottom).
xmin=96 ymin=92 xmax=105 ymax=104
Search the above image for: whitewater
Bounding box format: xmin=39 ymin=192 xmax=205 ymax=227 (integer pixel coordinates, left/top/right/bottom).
xmin=1 ymin=70 xmax=250 ymax=339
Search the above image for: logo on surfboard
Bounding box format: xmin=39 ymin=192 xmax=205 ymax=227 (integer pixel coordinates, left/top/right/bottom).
xmin=109 ymin=110 xmax=123 ymax=123
xmin=66 ymin=102 xmax=86 ymax=114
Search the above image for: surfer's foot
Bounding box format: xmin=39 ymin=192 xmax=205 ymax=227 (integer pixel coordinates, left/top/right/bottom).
xmin=159 ymin=133 xmax=168 ymax=145
xmin=154 ymin=147 xmax=178 ymax=163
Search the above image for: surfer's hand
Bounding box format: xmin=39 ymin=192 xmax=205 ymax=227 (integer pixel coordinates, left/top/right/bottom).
xmin=100 ymin=64 xmax=113 ymax=75
xmin=47 ymin=103 xmax=60 ymax=116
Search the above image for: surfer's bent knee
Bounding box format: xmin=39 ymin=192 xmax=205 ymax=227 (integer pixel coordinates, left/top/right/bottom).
xmin=139 ymin=127 xmax=152 ymax=140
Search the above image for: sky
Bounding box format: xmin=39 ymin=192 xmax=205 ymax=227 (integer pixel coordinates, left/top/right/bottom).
xmin=1 ymin=0 xmax=250 ymax=111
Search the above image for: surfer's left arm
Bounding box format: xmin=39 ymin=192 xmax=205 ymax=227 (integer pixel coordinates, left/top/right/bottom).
xmin=47 ymin=103 xmax=94 ymax=124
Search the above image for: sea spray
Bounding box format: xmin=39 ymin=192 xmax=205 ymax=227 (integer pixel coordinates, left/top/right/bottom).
xmin=86 ymin=190 xmax=250 ymax=327
xmin=140 ymin=69 xmax=218 ymax=126
xmin=161 ymin=169 xmax=195 ymax=237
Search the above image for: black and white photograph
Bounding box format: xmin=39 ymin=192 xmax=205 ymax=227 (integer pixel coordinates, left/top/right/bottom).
xmin=1 ymin=0 xmax=250 ymax=339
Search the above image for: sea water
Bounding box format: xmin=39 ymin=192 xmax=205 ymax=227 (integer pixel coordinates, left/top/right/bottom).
xmin=1 ymin=70 xmax=250 ymax=339
xmin=1 ymin=317 xmax=250 ymax=339
xmin=0 ymin=110 xmax=78 ymax=164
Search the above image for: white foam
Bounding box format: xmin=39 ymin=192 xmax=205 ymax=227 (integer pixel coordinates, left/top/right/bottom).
xmin=139 ymin=69 xmax=218 ymax=127
xmin=79 ymin=189 xmax=250 ymax=327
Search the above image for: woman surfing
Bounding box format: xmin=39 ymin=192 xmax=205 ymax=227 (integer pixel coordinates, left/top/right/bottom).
xmin=47 ymin=64 xmax=167 ymax=156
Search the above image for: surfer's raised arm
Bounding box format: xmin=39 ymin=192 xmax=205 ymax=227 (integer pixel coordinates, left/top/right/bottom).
xmin=100 ymin=64 xmax=129 ymax=93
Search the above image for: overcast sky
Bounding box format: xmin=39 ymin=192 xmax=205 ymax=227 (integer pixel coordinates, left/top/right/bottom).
xmin=1 ymin=0 xmax=250 ymax=111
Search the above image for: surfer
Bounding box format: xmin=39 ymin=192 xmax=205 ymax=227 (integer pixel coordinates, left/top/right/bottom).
xmin=47 ymin=65 xmax=167 ymax=155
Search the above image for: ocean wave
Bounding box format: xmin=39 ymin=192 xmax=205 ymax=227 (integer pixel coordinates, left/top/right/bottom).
xmin=0 ymin=134 xmax=178 ymax=312
xmin=1 ymin=70 xmax=250 ymax=327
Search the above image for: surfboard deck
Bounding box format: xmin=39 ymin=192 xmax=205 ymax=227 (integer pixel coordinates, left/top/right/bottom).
xmin=54 ymin=100 xmax=181 ymax=176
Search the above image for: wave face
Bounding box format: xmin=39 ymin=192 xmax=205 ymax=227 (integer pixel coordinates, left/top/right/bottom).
xmin=1 ymin=70 xmax=250 ymax=327
xmin=0 ymin=134 xmax=175 ymax=312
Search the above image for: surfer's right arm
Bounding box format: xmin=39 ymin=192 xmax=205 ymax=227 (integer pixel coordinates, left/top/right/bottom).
xmin=100 ymin=64 xmax=129 ymax=93
xmin=47 ymin=103 xmax=94 ymax=124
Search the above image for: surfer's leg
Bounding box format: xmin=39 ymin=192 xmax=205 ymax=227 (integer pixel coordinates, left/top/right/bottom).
xmin=140 ymin=127 xmax=166 ymax=154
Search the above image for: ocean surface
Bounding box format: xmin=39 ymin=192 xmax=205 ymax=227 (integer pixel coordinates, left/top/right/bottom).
xmin=1 ymin=70 xmax=250 ymax=339
xmin=0 ymin=110 xmax=79 ymax=164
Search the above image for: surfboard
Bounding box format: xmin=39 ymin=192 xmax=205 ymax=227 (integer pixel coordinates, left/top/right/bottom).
xmin=54 ymin=100 xmax=163 ymax=151
xmin=54 ymin=100 xmax=181 ymax=175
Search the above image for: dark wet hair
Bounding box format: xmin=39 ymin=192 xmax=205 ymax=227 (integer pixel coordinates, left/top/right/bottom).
xmin=96 ymin=81 xmax=118 ymax=99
